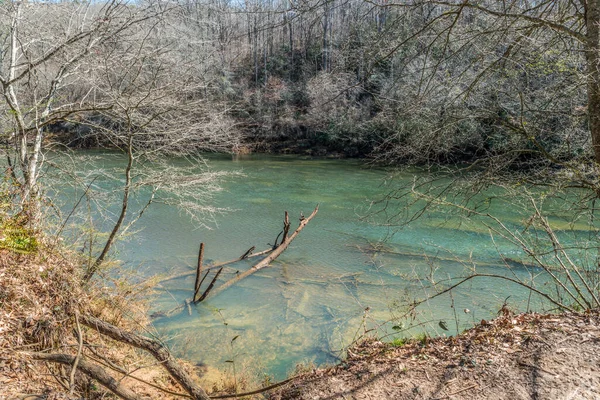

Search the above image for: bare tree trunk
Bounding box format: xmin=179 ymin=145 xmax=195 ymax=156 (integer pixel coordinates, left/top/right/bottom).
xmin=3 ymin=2 xmax=30 ymax=202
xmin=84 ymin=136 xmax=134 ymax=281
xmin=322 ymin=1 xmax=330 ymax=72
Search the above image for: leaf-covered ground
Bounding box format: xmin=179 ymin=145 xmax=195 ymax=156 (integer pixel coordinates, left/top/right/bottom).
xmin=272 ymin=311 xmax=600 ymax=399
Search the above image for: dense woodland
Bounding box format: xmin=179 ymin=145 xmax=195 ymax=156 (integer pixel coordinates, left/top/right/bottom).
xmin=1 ymin=0 xmax=595 ymax=171
xmin=2 ymin=1 xmax=600 ymax=398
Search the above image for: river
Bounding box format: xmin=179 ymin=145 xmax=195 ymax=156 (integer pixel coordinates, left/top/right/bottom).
xmin=51 ymin=152 xmax=590 ymax=380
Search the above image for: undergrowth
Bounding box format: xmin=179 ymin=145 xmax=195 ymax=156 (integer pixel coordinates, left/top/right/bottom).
xmin=0 ymin=221 xmax=169 ymax=398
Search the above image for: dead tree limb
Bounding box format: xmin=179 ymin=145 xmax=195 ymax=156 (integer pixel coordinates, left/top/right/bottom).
xmin=80 ymin=315 xmax=211 ymax=400
xmin=193 ymin=243 xmax=205 ymax=302
xmin=201 ymin=205 xmax=318 ymax=301
xmin=28 ymin=352 xmax=144 ymax=400
xmin=196 ymin=267 xmax=223 ymax=303
xmin=159 ymin=248 xmax=273 ymax=284
xmin=193 ymin=270 xmax=210 ymax=302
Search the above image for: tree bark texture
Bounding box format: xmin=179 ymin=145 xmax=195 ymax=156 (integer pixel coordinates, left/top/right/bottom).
xmin=29 ymin=352 xmax=144 ymax=400
xmin=80 ymin=315 xmax=211 ymax=400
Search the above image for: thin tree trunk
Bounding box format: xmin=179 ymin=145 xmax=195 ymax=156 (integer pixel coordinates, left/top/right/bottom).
xmin=4 ymin=3 xmax=30 ymax=202
xmin=84 ymin=136 xmax=134 ymax=281
xmin=322 ymin=1 xmax=329 ymax=72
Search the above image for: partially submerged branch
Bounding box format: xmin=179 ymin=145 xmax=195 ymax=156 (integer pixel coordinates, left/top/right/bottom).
xmin=159 ymin=247 xmax=273 ymax=285
xmin=202 ymin=205 xmax=319 ymax=301
xmin=159 ymin=206 xmax=319 ymax=317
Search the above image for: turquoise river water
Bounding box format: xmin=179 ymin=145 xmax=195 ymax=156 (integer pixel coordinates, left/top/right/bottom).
xmin=50 ymin=152 xmax=593 ymax=380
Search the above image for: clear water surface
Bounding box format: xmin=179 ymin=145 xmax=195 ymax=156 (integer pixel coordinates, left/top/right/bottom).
xmin=50 ymin=152 xmax=589 ymax=380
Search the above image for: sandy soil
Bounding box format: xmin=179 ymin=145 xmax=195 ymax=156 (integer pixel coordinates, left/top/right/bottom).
xmin=272 ymin=311 xmax=600 ymax=400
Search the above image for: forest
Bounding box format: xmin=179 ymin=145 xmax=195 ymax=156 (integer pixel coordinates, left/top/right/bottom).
xmin=1 ymin=0 xmax=600 ymax=399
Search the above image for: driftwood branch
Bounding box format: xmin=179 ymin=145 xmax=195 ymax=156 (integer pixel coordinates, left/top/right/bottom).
xmin=159 ymin=248 xmax=273 ymax=284
xmin=28 ymin=352 xmax=144 ymax=400
xmin=193 ymin=243 xmax=205 ymax=302
xmin=196 ymin=267 xmax=223 ymax=302
xmin=201 ymin=205 xmax=318 ymax=301
xmin=80 ymin=315 xmax=210 ymax=400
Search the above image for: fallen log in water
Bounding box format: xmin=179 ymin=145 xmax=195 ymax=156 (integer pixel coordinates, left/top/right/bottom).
xmin=158 ymin=247 xmax=274 ymax=284
xmin=203 ymin=206 xmax=319 ymax=301
xmin=159 ymin=206 xmax=319 ymax=317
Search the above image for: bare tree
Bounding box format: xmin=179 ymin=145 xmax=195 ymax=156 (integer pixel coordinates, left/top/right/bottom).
xmin=0 ymin=0 xmax=169 ymax=220
xmin=70 ymin=11 xmax=240 ymax=280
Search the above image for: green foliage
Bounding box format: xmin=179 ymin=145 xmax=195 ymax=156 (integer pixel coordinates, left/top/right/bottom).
xmin=0 ymin=224 xmax=39 ymax=254
xmin=415 ymin=332 xmax=428 ymax=346
xmin=0 ymin=184 xmax=38 ymax=254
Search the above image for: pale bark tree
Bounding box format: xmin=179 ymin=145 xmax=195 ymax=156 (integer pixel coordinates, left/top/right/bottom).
xmin=0 ymin=0 xmax=164 ymax=220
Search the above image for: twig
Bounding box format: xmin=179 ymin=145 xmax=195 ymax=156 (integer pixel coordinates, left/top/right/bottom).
xmin=69 ymin=310 xmax=83 ymax=395
xmin=55 ymin=176 xmax=98 ymax=241
xmin=209 ymin=376 xmax=300 ymax=399
xmin=432 ymin=383 xmax=478 ymax=399
xmin=239 ymin=246 xmax=255 ymax=260
xmin=272 ymin=230 xmax=283 ymax=249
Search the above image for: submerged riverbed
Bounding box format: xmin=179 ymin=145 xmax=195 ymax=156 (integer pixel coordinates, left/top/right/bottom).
xmin=52 ymin=152 xmax=592 ymax=380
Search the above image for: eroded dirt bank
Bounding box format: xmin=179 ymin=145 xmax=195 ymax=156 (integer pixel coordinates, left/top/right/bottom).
xmin=272 ymin=312 xmax=600 ymax=400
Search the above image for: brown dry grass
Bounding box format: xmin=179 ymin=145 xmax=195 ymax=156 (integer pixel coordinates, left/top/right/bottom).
xmin=0 ymin=243 xmax=86 ymax=398
xmin=0 ymin=237 xmax=189 ymax=399
xmin=0 ymin=231 xmax=268 ymax=400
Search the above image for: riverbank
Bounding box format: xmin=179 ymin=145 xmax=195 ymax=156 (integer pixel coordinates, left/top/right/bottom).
xmin=2 ymin=232 xmax=600 ymax=399
xmin=272 ymin=311 xmax=600 ymax=399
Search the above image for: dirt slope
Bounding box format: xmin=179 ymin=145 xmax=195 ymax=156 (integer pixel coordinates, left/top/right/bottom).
xmin=272 ymin=312 xmax=600 ymax=399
